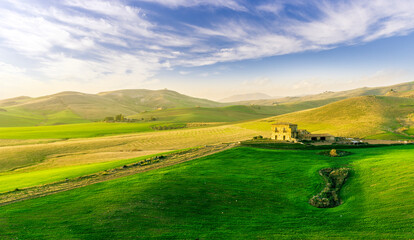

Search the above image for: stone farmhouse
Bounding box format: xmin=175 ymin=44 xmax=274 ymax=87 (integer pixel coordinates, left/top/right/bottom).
xmin=271 ymin=123 xmax=335 ymax=142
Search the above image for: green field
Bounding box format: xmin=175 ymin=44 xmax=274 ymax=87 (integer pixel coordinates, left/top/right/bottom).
xmin=0 ymin=150 xmax=181 ymax=193
xmin=0 ymin=107 xmax=88 ymax=127
xmin=0 ymin=122 xmax=162 ymax=139
xmin=0 ymin=124 xmax=261 ymax=173
xmin=0 ymin=146 xmax=412 ymax=239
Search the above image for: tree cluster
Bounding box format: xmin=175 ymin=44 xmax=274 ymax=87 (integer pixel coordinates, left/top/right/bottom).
xmin=103 ymin=114 xmax=138 ymax=122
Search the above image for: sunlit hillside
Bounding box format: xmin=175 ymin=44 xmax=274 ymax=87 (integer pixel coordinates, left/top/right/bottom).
xmin=241 ymin=95 xmax=414 ymax=139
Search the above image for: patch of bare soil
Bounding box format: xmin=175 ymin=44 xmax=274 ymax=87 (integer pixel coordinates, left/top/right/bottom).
xmin=0 ymin=143 xmax=236 ymax=206
xmin=309 ymin=168 xmax=350 ymax=208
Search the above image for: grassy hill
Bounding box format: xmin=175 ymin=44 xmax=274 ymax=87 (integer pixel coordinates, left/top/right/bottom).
xmin=0 ymin=90 xmax=346 ymax=127
xmin=2 ymin=82 xmax=414 ymax=129
xmin=241 ymin=95 xmax=414 ymax=139
xmin=99 ymin=89 xmax=221 ymax=109
xmin=233 ymin=81 xmax=414 ymax=106
xmin=0 ymin=89 xmax=225 ymax=127
xmin=0 ymin=146 xmax=412 ymax=239
xmin=128 ymin=98 xmax=342 ymax=123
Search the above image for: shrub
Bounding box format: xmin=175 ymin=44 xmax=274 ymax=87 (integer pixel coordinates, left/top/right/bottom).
xmin=330 ymin=149 xmax=338 ymax=157
xmin=104 ymin=116 xmax=114 ymax=122
xmin=115 ymin=114 xmax=125 ymax=121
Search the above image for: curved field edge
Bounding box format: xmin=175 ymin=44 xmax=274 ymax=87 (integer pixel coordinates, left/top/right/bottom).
xmin=0 ymin=148 xmax=188 ymax=193
xmin=0 ymin=146 xmax=412 ymax=239
xmin=0 ymin=144 xmax=233 ymax=205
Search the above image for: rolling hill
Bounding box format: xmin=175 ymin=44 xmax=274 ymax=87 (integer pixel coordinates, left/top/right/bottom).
xmin=241 ymin=95 xmax=414 ymax=139
xmin=128 ymin=98 xmax=346 ymax=123
xmin=0 ymin=90 xmax=347 ymax=127
xmin=2 ymin=81 xmax=414 ymax=128
xmin=0 ymin=89 xmax=224 ymax=127
xmin=233 ymin=81 xmax=414 ymax=106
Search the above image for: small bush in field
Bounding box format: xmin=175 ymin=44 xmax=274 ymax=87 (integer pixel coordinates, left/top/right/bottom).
xmin=318 ymin=149 xmax=352 ymax=157
xmin=330 ymin=149 xmax=338 ymax=157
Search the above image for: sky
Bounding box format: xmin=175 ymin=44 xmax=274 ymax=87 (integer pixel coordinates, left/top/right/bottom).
xmin=1 ymin=0 xmax=414 ymax=100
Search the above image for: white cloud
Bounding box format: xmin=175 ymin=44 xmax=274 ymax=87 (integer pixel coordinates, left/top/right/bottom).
xmin=291 ymin=1 xmax=414 ymax=45
xmin=256 ymin=2 xmax=284 ymax=15
xmin=1 ymin=0 xmax=414 ymax=99
xmin=179 ymin=71 xmax=190 ymax=75
xmin=0 ymin=0 xmax=181 ymax=98
xmin=184 ymin=0 xmax=414 ymax=65
xmin=137 ymin=0 xmax=247 ymax=11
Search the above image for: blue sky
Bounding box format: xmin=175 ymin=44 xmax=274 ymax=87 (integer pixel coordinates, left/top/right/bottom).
xmin=1 ymin=0 xmax=414 ymax=100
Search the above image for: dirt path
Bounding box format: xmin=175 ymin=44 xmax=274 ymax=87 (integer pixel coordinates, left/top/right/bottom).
xmin=0 ymin=143 xmax=236 ymax=207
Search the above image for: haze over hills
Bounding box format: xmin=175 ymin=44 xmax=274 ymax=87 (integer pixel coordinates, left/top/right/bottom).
xmin=219 ymin=93 xmax=274 ymax=102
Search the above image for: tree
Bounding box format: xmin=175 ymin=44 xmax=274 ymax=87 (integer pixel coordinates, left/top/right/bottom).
xmin=104 ymin=116 xmax=114 ymax=122
xmin=115 ymin=114 xmax=125 ymax=122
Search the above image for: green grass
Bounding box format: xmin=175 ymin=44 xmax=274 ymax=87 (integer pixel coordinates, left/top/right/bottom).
xmin=0 ymin=107 xmax=44 ymax=127
xmin=41 ymin=109 xmax=90 ymax=125
xmin=0 ymin=146 xmax=412 ymax=239
xmin=0 ymin=107 xmax=89 ymax=127
xmin=0 ymin=124 xmax=261 ymax=173
xmin=365 ymin=132 xmax=413 ymax=140
xmin=0 ymin=122 xmax=162 ymax=139
xmin=0 ymin=150 xmax=180 ymax=193
xmin=405 ymin=127 xmax=414 ymax=135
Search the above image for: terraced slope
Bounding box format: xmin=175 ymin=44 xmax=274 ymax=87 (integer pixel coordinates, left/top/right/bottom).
xmin=241 ymin=95 xmax=414 ymax=139
xmin=0 ymin=146 xmax=412 ymax=239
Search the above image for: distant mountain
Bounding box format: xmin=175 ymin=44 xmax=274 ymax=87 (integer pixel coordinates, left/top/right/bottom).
xmin=219 ymin=93 xmax=274 ymax=102
xmin=0 ymin=89 xmax=224 ymax=127
xmin=233 ymin=81 xmax=414 ymax=105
